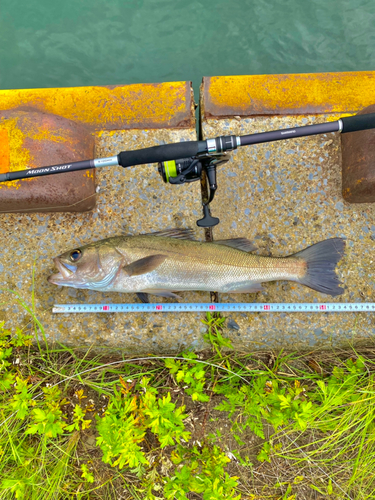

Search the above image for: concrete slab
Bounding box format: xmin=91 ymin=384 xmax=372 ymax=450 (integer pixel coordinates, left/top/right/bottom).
xmin=1 ymin=83 xmax=210 ymax=353
xmin=201 ymin=73 xmax=375 ymax=350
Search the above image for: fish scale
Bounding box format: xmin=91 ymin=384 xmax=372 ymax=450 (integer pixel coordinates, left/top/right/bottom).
xmin=110 ymin=237 xmax=305 ymax=292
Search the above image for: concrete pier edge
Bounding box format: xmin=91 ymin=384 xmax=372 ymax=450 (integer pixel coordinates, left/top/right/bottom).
xmin=201 ymin=71 xmax=375 ymax=351
xmin=1 ymin=72 xmax=375 ymax=352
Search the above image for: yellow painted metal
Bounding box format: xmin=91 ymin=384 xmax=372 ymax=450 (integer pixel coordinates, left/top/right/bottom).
xmin=203 ymin=72 xmax=375 ymax=116
xmin=0 ymin=128 xmax=10 ymax=174
xmin=0 ymin=82 xmax=194 ymax=130
xmin=0 ymin=117 xmax=31 ymax=177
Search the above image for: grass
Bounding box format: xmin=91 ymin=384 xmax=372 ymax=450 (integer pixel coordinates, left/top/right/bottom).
xmin=1 ymin=298 xmax=375 ymax=499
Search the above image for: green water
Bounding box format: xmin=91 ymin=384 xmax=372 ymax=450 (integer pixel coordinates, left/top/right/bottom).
xmin=0 ymin=0 xmax=374 ymax=98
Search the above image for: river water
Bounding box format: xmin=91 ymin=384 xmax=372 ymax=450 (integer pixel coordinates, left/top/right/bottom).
xmin=0 ymin=0 xmax=374 ymax=99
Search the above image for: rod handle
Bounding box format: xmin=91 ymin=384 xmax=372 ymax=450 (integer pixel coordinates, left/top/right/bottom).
xmin=341 ymin=113 xmax=375 ymax=133
xmin=117 ymin=140 xmax=206 ymax=168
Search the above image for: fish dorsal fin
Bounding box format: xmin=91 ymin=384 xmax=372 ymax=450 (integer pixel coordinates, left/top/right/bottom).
xmin=143 ymin=228 xmax=196 ymax=240
xmin=212 ymin=238 xmax=256 ymax=252
xmin=123 ymin=254 xmax=167 ymax=277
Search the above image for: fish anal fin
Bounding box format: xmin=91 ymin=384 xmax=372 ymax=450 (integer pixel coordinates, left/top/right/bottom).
xmin=213 ymin=238 xmax=256 ymax=252
xmin=143 ymin=228 xmax=196 ymax=240
xmin=141 ymin=289 xmax=181 ymax=300
xmin=123 ymin=254 xmax=166 ymax=277
xmin=223 ymin=282 xmax=264 ymax=293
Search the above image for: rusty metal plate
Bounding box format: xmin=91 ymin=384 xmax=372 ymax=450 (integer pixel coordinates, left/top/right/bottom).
xmin=201 ymin=72 xmax=375 ymax=118
xmin=0 ymin=82 xmax=195 ymax=131
xmin=0 ymin=110 xmax=96 ymax=213
xmin=342 ymin=104 xmax=375 ymax=203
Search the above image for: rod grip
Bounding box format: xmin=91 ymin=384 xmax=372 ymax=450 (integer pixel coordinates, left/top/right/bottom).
xmin=117 ymin=141 xmax=206 ymax=168
xmin=341 ymin=113 xmax=375 ymax=133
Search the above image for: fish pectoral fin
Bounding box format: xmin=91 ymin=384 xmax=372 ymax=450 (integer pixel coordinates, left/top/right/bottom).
xmin=223 ymin=282 xmax=264 ymax=293
xmin=141 ymin=289 xmax=181 ymax=300
xmin=123 ymin=254 xmax=167 ymax=277
xmin=212 ymin=238 xmax=257 ymax=252
xmin=136 ymin=292 xmax=150 ymax=303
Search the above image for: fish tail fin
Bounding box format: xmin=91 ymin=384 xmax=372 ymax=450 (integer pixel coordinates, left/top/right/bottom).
xmin=291 ymin=238 xmax=346 ymax=296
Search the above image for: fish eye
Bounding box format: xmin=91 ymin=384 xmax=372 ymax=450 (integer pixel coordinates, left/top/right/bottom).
xmin=69 ymin=249 xmax=82 ymax=262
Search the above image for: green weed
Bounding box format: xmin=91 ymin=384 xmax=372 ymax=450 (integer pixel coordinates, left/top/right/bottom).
xmin=0 ymin=306 xmax=375 ymax=499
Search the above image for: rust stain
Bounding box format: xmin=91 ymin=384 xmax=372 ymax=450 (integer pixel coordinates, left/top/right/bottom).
xmin=202 ymin=72 xmax=375 ymax=118
xmin=0 ymin=82 xmax=194 ymax=130
xmin=0 ymin=109 xmax=96 ymax=212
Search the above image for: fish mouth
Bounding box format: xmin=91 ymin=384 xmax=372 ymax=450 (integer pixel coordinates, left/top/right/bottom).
xmin=48 ymin=258 xmax=75 ymax=285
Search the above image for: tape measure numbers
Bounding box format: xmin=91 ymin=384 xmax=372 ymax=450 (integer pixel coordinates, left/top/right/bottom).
xmin=52 ymin=303 xmax=375 ymax=314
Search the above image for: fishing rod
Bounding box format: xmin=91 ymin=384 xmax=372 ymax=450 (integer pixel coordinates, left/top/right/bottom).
xmin=1 ymin=112 xmax=375 ymax=227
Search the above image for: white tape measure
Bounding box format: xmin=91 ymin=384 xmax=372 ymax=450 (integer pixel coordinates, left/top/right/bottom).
xmin=52 ymin=303 xmax=375 ymax=313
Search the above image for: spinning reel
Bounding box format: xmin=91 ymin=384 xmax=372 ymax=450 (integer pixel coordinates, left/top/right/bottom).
xmin=158 ymin=152 xmax=230 ymax=227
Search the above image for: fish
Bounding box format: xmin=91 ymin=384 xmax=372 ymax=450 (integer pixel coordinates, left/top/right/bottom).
xmin=48 ymin=228 xmax=346 ymax=301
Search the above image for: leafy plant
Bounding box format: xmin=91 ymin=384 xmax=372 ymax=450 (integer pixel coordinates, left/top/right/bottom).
xmin=26 ymin=386 xmax=67 ymax=437
xmin=65 ymin=404 xmax=91 ymax=432
xmin=165 ymin=444 xmax=240 ymax=500
xmin=10 ymin=376 xmax=35 ymax=420
xmin=2 ymin=311 xmax=375 ymax=499
xmin=165 ymin=352 xmax=210 ymax=402
xmin=96 ymin=376 xmax=190 ymax=470
xmin=0 ymin=323 xmax=32 ymax=392
xmin=202 ymin=312 xmax=233 ymax=355
xmin=80 ymin=463 xmax=94 ymax=484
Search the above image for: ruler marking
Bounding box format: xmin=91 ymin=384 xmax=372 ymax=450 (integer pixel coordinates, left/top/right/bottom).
xmin=52 ymin=303 xmax=375 ymax=314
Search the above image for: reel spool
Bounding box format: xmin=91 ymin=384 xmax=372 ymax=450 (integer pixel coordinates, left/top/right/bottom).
xmin=158 ymin=158 xmax=202 ymax=184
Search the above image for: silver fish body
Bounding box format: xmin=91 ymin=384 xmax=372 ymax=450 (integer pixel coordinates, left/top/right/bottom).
xmin=48 ymin=229 xmax=345 ymax=298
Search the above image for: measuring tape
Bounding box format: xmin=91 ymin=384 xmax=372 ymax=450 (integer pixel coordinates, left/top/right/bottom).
xmin=52 ymin=303 xmax=375 ymax=314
